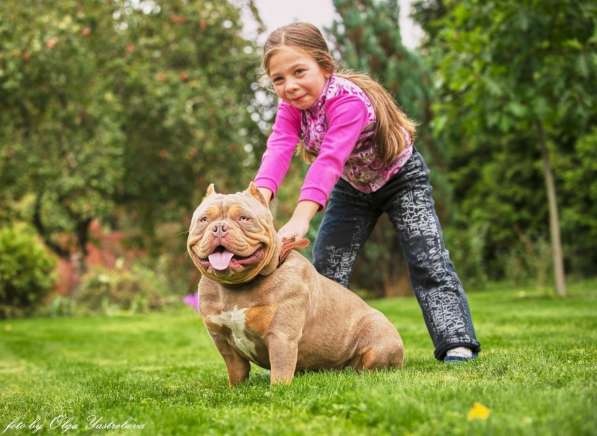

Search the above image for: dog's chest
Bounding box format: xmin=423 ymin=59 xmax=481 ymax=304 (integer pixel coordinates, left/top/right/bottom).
xmin=207 ymin=307 xmax=265 ymax=361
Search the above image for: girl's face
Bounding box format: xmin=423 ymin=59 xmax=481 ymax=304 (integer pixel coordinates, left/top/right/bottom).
xmin=268 ymin=46 xmax=330 ymax=110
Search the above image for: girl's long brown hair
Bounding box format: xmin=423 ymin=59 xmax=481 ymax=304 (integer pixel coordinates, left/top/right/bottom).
xmin=263 ymin=22 xmax=416 ymax=164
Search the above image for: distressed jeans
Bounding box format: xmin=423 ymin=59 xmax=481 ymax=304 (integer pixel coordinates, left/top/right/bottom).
xmin=312 ymin=151 xmax=481 ymax=360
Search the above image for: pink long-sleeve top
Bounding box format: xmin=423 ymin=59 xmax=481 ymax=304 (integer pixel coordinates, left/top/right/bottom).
xmin=254 ymin=75 xmax=413 ymax=209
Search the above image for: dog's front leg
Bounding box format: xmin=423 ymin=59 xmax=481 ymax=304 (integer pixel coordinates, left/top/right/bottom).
xmin=267 ymin=332 xmax=299 ymax=385
xmin=211 ymin=334 xmax=250 ymax=386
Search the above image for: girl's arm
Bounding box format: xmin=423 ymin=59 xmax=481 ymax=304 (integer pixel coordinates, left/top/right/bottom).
xmin=254 ymin=102 xmax=301 ymax=200
xmin=298 ymin=94 xmax=368 ymax=207
xmin=279 ymin=94 xmax=369 ymax=240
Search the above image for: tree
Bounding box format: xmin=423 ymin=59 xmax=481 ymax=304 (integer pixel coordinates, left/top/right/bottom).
xmin=0 ymin=0 xmax=127 ymax=274
xmin=0 ymin=0 xmax=265 ymax=275
xmin=415 ymin=0 xmax=597 ymax=294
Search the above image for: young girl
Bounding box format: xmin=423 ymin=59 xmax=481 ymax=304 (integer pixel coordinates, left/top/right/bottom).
xmin=254 ymin=23 xmax=480 ymax=362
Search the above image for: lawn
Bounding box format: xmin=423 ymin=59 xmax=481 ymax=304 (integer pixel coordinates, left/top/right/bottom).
xmin=1 ymin=282 xmax=596 ymax=435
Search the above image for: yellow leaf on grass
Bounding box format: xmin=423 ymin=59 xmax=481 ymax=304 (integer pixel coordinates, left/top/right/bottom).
xmin=467 ymin=402 xmax=491 ymax=421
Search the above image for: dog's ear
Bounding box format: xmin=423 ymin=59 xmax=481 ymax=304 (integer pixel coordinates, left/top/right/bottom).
xmin=279 ymin=236 xmax=310 ymax=264
xmin=206 ymin=183 xmax=216 ymax=196
xmin=246 ymin=181 xmax=268 ymax=207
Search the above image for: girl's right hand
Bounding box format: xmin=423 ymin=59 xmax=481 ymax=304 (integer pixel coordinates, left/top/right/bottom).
xmin=277 ymin=200 xmax=319 ymax=241
xmin=278 ymin=216 xmax=310 ymax=241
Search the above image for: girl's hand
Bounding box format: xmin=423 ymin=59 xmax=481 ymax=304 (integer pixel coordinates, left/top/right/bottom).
xmin=277 ymin=200 xmax=320 ymax=241
xmin=278 ymin=216 xmax=311 ymax=241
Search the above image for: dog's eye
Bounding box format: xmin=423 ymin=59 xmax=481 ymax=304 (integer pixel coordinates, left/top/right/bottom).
xmin=239 ymin=215 xmax=251 ymax=222
xmin=199 ymin=216 xmax=208 ymax=223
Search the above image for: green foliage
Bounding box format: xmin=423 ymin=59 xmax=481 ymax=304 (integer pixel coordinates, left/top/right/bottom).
xmin=443 ymin=221 xmax=489 ymax=290
xmin=502 ymin=238 xmax=553 ymax=287
xmin=0 ymin=0 xmax=266 ymax=263
xmin=560 ymin=128 xmax=597 ymax=273
xmin=414 ymin=0 xmax=597 ymax=279
xmin=38 ymin=294 xmax=77 ymax=318
xmin=74 ymin=263 xmax=177 ymax=314
xmin=152 ymin=251 xmax=199 ymax=295
xmin=0 ymin=0 xmax=128 ymax=258
xmin=0 ymin=226 xmax=55 ymax=318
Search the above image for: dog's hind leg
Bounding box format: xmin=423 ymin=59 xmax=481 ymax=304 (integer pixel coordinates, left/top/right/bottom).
xmin=356 ymin=314 xmax=405 ymax=370
xmin=360 ymin=342 xmax=404 ymax=370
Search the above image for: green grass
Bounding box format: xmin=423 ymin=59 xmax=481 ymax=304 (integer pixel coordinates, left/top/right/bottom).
xmin=1 ymin=282 xmax=596 ymax=435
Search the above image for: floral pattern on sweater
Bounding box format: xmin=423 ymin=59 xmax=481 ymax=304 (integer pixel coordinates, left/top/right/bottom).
xmin=300 ymin=74 xmax=412 ymax=192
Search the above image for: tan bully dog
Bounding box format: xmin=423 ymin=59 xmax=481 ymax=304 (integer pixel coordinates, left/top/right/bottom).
xmin=187 ymin=182 xmax=404 ymax=385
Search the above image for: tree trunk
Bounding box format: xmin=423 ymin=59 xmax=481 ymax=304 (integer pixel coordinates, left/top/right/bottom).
xmin=537 ymin=122 xmax=567 ymax=297
xmin=33 ymin=190 xmax=92 ymax=289
xmin=75 ymin=218 xmax=92 ymax=276
xmin=33 ymin=191 xmax=70 ymax=259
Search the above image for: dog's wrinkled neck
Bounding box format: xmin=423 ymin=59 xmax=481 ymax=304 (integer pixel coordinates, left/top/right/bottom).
xmin=257 ymin=232 xmax=281 ymax=276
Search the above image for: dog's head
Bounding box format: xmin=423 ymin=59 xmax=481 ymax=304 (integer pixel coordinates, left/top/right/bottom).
xmin=187 ymin=182 xmax=281 ymax=285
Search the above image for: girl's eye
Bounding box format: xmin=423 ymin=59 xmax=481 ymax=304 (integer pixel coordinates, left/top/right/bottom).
xmin=272 ymin=77 xmax=283 ymax=84
xmin=295 ymin=69 xmax=305 ymax=75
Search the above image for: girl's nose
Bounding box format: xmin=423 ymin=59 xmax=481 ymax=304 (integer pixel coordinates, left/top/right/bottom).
xmin=285 ymin=79 xmax=299 ymax=93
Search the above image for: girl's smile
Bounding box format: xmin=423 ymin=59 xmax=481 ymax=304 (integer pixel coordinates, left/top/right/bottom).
xmin=268 ymin=46 xmax=330 ymax=110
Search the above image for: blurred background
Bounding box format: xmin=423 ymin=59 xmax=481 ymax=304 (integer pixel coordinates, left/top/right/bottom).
xmin=0 ymin=0 xmax=595 ymax=318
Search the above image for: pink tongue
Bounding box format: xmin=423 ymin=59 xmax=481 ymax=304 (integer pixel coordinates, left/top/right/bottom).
xmin=208 ymin=250 xmax=235 ymax=270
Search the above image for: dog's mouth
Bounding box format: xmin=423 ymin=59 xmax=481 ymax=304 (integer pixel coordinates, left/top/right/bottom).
xmin=198 ymin=245 xmax=265 ymax=272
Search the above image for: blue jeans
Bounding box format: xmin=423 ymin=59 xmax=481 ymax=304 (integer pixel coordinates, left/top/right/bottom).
xmin=312 ymin=151 xmax=481 ymax=360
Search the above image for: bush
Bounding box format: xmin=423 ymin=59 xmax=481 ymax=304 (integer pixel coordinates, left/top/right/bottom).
xmin=503 ymin=237 xmax=552 ymax=287
xmin=153 ymin=252 xmax=199 ymax=296
xmin=74 ymin=263 xmax=179 ymax=314
xmin=444 ymin=222 xmax=489 ymax=290
xmin=0 ymin=226 xmax=56 ymax=318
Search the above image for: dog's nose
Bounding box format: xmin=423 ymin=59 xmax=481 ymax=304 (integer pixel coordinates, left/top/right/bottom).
xmin=212 ymin=222 xmax=228 ymax=237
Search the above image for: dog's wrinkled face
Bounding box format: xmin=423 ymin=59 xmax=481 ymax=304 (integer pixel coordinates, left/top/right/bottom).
xmin=187 ymin=182 xmax=281 ymax=285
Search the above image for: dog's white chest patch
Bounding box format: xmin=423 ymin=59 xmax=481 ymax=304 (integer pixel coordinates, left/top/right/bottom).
xmin=208 ymin=307 xmax=257 ymax=360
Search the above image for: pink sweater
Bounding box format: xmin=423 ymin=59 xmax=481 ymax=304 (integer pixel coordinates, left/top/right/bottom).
xmin=254 ymin=75 xmax=413 ymax=208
